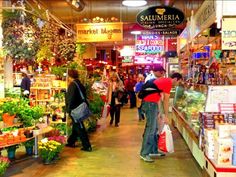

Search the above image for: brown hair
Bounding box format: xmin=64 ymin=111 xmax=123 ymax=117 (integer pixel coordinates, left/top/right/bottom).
xmin=68 ymin=69 xmax=78 ymax=79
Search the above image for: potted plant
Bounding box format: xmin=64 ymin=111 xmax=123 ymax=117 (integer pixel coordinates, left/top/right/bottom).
xmin=22 ymin=139 xmax=35 ymax=156
xmin=0 ymin=100 xmax=19 ymax=126
xmin=0 ymin=156 xmax=10 ymax=176
xmin=38 ymin=138 xmax=63 ymax=164
xmin=6 ymin=145 xmax=19 ymax=160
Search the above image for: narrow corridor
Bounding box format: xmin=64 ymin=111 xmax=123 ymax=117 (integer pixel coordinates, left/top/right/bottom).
xmin=5 ymin=107 xmax=202 ymax=177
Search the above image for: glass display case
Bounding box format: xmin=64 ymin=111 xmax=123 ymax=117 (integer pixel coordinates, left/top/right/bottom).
xmin=173 ymin=84 xmax=207 ymax=135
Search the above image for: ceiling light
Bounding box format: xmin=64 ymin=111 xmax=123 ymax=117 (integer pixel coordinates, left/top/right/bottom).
xmin=131 ymin=31 xmax=141 ymax=35
xmin=122 ymin=0 xmax=147 ymax=7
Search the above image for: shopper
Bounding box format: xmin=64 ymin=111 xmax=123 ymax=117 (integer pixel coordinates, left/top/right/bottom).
xmin=140 ymin=72 xmax=182 ymax=162
xmin=134 ymin=74 xmax=145 ymax=121
xmin=65 ymin=69 xmax=92 ymax=151
xmin=20 ymin=70 xmax=31 ymax=99
xmin=124 ymin=74 xmax=137 ymax=108
xmin=107 ymin=72 xmax=124 ymax=127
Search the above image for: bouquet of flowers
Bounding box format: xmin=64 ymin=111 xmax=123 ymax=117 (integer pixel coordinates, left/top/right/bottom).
xmin=38 ymin=138 xmax=64 ymax=164
xmin=0 ymin=156 xmax=10 ymax=176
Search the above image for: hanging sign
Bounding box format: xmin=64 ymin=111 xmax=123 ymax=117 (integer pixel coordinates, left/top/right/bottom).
xmin=142 ymin=29 xmax=179 ymax=36
xmin=135 ymin=34 xmax=164 ymax=55
xmin=222 ymin=18 xmax=236 ymax=50
xmin=76 ymin=22 xmax=123 ymax=42
xmin=136 ymin=6 xmax=185 ymax=29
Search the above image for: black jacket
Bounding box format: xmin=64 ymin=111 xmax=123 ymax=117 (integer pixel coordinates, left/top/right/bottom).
xmin=21 ymin=76 xmax=31 ymax=92
xmin=66 ymin=79 xmax=87 ymax=114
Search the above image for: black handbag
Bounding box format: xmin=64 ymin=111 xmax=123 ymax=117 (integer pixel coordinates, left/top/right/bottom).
xmin=71 ymin=81 xmax=92 ymax=123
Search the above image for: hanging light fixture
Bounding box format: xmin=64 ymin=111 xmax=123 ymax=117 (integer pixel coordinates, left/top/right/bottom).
xmin=122 ymin=0 xmax=147 ymax=7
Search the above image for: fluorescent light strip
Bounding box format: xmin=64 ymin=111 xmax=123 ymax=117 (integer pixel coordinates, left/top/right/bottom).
xmin=122 ymin=0 xmax=147 ymax=7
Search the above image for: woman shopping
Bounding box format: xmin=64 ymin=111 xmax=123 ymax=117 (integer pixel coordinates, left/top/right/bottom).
xmin=107 ymin=72 xmax=124 ymax=127
xmin=65 ymin=69 xmax=92 ymax=151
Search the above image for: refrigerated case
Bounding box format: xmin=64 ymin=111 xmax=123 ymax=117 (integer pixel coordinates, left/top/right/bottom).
xmin=172 ymin=84 xmax=236 ymax=168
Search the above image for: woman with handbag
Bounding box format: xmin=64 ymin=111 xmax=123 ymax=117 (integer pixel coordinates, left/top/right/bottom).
xmin=107 ymin=72 xmax=124 ymax=127
xmin=65 ymin=69 xmax=92 ymax=151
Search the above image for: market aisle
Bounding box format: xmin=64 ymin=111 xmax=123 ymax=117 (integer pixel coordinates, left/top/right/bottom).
xmin=5 ymin=107 xmax=202 ymax=177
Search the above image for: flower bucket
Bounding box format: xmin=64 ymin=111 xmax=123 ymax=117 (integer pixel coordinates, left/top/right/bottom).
xmin=25 ymin=146 xmax=34 ymax=156
xmin=7 ymin=148 xmax=16 ymax=160
xmin=2 ymin=113 xmax=15 ymax=126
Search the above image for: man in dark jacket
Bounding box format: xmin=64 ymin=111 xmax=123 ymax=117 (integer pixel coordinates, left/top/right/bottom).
xmin=65 ymin=69 xmax=92 ymax=151
xmin=20 ymin=71 xmax=31 ymax=99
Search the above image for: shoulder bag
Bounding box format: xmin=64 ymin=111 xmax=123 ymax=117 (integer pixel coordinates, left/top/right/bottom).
xmin=71 ymin=81 xmax=92 ymax=123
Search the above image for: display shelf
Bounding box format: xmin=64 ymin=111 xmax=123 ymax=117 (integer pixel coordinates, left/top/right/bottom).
xmin=172 ymin=106 xmax=204 ymax=168
xmin=203 ymin=154 xmax=236 ymax=177
xmin=0 ymin=137 xmax=34 ymax=149
xmin=172 ymin=107 xmax=199 ymax=143
xmin=31 ymin=87 xmax=51 ymax=90
xmin=1 ymin=123 xmax=23 ymax=129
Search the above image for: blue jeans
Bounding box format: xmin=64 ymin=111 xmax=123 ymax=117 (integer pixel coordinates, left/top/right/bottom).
xmin=140 ymin=101 xmax=159 ymax=156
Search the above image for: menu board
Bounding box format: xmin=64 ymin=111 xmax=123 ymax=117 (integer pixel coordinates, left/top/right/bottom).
xmin=205 ymin=86 xmax=236 ymax=112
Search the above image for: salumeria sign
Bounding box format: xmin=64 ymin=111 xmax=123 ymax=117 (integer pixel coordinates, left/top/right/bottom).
xmin=137 ymin=6 xmax=185 ymax=29
xmin=76 ymin=22 xmax=123 ymax=42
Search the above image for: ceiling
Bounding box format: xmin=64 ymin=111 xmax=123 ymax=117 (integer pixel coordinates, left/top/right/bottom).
xmin=7 ymin=0 xmax=204 ymax=48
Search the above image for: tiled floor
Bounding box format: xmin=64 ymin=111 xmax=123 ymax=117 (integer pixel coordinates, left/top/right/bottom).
xmin=4 ymin=107 xmax=202 ymax=177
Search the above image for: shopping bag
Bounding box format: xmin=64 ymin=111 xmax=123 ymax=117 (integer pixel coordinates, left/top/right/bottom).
xmin=101 ymin=103 xmax=110 ymax=119
xmin=158 ymin=124 xmax=174 ymax=153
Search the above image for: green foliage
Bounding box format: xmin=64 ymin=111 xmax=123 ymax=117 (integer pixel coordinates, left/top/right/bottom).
xmin=51 ymin=66 xmax=67 ymax=78
xmin=0 ymin=100 xmax=19 ymax=116
xmin=58 ymin=38 xmax=76 ymax=61
xmin=36 ymin=45 xmax=53 ymax=63
xmin=51 ymin=124 xmax=67 ymax=136
xmin=76 ymin=43 xmax=86 ymax=56
xmin=67 ymin=61 xmax=79 ymax=70
xmin=22 ymin=139 xmax=35 ymax=147
xmin=89 ymin=93 xmax=104 ymax=117
xmin=2 ymin=10 xmax=40 ymax=60
xmin=84 ymin=116 xmax=97 ymax=133
xmin=17 ymin=99 xmax=44 ymax=127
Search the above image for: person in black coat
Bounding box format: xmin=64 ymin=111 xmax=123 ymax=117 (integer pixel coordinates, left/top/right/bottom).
xmin=65 ymin=69 xmax=92 ymax=151
xmin=20 ymin=71 xmax=31 ymax=99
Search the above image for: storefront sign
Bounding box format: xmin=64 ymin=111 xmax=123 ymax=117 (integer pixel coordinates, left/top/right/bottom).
xmin=193 ymin=0 xmax=216 ymax=37
xmin=134 ymin=55 xmax=163 ymax=64
xmin=222 ymin=18 xmax=236 ymax=50
xmin=136 ymin=6 xmax=185 ymax=29
xmin=141 ymin=29 xmax=180 ymax=36
xmin=76 ymin=22 xmax=123 ymax=42
xmin=122 ymin=56 xmax=133 ymax=63
xmin=135 ymin=34 xmax=164 ymax=55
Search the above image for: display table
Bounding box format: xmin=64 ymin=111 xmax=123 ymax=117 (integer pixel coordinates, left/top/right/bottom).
xmin=203 ymin=155 xmax=236 ymax=177
xmin=172 ymin=107 xmax=204 ymax=168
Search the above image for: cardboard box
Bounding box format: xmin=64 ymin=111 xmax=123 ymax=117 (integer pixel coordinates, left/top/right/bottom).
xmin=216 ymin=124 xmax=231 ymax=138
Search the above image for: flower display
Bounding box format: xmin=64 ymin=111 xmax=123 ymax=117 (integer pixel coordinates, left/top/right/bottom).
xmin=0 ymin=156 xmax=10 ymax=176
xmin=48 ymin=136 xmax=66 ymax=145
xmin=38 ymin=138 xmax=64 ymax=164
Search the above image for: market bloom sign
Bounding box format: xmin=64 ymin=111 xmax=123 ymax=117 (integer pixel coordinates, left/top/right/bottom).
xmin=137 ymin=6 xmax=185 ymax=29
xmin=222 ymin=18 xmax=236 ymax=50
xmin=76 ymin=22 xmax=123 ymax=42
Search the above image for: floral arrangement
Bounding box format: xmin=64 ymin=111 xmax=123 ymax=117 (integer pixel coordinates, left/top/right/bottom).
xmin=0 ymin=156 xmax=10 ymax=176
xmin=48 ymin=136 xmax=66 ymax=144
xmin=38 ymin=138 xmax=64 ymax=163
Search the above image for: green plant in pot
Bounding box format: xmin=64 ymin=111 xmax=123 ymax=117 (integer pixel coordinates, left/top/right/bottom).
xmin=0 ymin=100 xmax=19 ymax=126
xmin=22 ymin=139 xmax=35 ymax=156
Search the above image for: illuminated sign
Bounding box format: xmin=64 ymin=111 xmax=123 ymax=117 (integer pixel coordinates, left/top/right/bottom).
xmin=137 ymin=6 xmax=185 ymax=29
xmin=76 ymin=22 xmax=123 ymax=42
xmin=222 ymin=18 xmax=236 ymax=50
xmin=135 ymin=35 xmax=164 ymax=55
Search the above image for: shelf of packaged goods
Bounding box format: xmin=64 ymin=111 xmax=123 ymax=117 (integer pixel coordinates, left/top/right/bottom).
xmin=172 ymin=106 xmax=199 ymax=143
xmin=51 ymin=87 xmax=66 ymax=90
xmin=203 ymin=154 xmax=236 ymax=177
xmin=30 ymin=87 xmax=51 ymax=90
